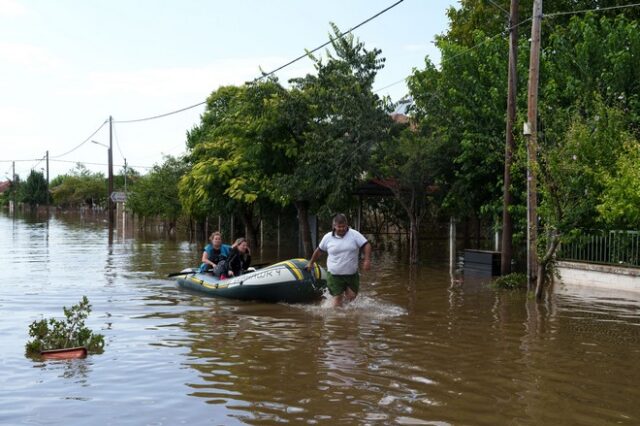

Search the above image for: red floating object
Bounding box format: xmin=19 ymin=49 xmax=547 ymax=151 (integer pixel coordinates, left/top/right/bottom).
xmin=40 ymin=346 xmax=88 ymax=360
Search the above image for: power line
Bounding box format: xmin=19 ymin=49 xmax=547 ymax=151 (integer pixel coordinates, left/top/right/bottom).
xmin=50 ymin=119 xmax=109 ymax=159
xmin=113 ymin=123 xmax=125 ymax=160
xmin=544 ymin=2 xmax=640 ymax=17
xmin=373 ymin=2 xmax=640 ymax=96
xmin=48 ymin=158 xmax=153 ymax=170
xmin=114 ymin=101 xmax=206 ymax=124
xmin=256 ymin=0 xmax=405 ymax=82
xmin=486 ymin=0 xmax=509 ymax=16
xmin=0 ymin=158 xmax=41 ymax=163
xmin=114 ymin=0 xmax=405 ymax=124
xmin=374 ymin=17 xmax=533 ymax=95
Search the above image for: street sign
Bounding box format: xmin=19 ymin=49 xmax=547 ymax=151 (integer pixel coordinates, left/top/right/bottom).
xmin=110 ymin=191 xmax=127 ymax=203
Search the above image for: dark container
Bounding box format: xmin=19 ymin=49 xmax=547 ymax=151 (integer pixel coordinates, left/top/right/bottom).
xmin=464 ymin=249 xmax=501 ymax=276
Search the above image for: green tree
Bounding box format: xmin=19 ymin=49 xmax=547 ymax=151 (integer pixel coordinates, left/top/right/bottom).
xmin=409 ymin=29 xmax=521 ymax=237
xmin=597 ymin=139 xmax=640 ymax=228
xmin=275 ymin=23 xmax=391 ymax=256
xmin=127 ymin=156 xmax=187 ymax=231
xmin=534 ymin=105 xmax=631 ymax=297
xmin=370 ymin=126 xmax=439 ymax=263
xmin=50 ymin=164 xmax=106 ymax=208
xmin=180 ymin=82 xmax=292 ymax=249
xmin=18 ymin=170 xmax=48 ymax=207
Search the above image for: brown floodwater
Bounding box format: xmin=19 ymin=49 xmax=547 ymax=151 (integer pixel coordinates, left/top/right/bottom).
xmin=1 ymin=211 xmax=639 ymax=425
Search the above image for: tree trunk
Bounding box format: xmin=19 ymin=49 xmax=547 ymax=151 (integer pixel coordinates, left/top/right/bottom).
xmin=535 ymin=233 xmax=561 ymax=300
xmin=295 ymin=200 xmax=314 ymax=258
xmin=240 ymin=206 xmax=258 ymax=253
xmin=409 ymin=214 xmax=419 ymax=264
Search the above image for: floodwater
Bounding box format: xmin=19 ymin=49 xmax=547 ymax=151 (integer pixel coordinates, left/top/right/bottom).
xmin=1 ymin=212 xmax=640 ymax=425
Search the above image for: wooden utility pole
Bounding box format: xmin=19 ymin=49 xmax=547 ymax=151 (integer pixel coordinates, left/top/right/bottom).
xmin=12 ymin=161 xmax=16 ymax=214
xmin=501 ymin=0 xmax=519 ymax=275
xmin=108 ymin=115 xmax=114 ymax=227
xmin=45 ymin=150 xmax=50 ymax=205
xmin=525 ymin=0 xmax=542 ymax=290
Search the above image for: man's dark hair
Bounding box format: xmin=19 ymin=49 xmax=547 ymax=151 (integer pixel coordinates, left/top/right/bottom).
xmin=332 ymin=213 xmax=348 ymax=225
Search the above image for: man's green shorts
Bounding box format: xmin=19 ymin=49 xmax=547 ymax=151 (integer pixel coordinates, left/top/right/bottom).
xmin=326 ymin=272 xmax=360 ymax=296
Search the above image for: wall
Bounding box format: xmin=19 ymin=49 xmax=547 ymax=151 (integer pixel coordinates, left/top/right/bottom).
xmin=556 ymin=261 xmax=640 ymax=293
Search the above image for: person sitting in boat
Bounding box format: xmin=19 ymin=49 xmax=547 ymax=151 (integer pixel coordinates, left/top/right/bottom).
xmin=223 ymin=237 xmax=252 ymax=278
xmin=199 ymin=231 xmax=231 ymax=273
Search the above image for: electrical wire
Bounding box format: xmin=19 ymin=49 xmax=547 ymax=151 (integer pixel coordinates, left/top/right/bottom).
xmin=114 ymin=100 xmax=207 ymax=124
xmin=0 ymin=158 xmax=42 ymax=163
xmin=48 ymin=158 xmax=153 ymax=170
xmin=50 ymin=119 xmax=109 ymax=159
xmin=255 ymin=0 xmax=405 ymax=82
xmin=31 ymin=154 xmax=46 ymax=172
xmin=114 ymin=0 xmax=405 ymax=124
xmin=112 ymin=122 xmax=125 ymax=160
xmin=486 ymin=0 xmax=509 ymax=16
xmin=544 ymin=2 xmax=640 ymax=18
xmin=374 ymin=17 xmax=533 ymax=94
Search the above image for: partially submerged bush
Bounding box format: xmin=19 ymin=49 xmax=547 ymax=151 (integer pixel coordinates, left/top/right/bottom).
xmin=492 ymin=273 xmax=527 ymax=290
xmin=26 ymin=296 xmax=105 ymax=356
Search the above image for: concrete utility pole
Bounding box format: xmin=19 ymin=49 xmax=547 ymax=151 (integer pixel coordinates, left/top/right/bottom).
xmin=501 ymin=0 xmax=519 ymax=275
xmin=108 ymin=116 xmax=114 ymax=227
xmin=525 ymin=0 xmax=542 ymax=290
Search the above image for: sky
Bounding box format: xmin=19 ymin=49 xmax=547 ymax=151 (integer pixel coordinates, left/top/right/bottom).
xmin=0 ymin=0 xmax=457 ymax=180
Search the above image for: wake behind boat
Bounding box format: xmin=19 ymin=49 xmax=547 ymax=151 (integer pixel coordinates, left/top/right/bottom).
xmin=174 ymin=258 xmax=327 ymax=303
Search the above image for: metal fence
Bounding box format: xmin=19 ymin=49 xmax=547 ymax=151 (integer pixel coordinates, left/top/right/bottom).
xmin=557 ymin=230 xmax=640 ymax=268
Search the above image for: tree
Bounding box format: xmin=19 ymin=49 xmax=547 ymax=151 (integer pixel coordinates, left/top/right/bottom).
xmin=409 ymin=29 xmax=522 ymax=240
xmin=50 ymin=164 xmax=106 ymax=208
xmin=127 ymin=156 xmax=187 ymax=231
xmin=180 ymin=82 xmax=292 ymax=249
xmin=370 ymin=126 xmax=438 ymax=263
xmin=19 ymin=170 xmax=48 ymax=207
xmin=597 ymin=139 xmax=640 ymax=229
xmin=535 ymin=105 xmax=631 ymax=298
xmin=274 ymin=23 xmax=391 ymax=256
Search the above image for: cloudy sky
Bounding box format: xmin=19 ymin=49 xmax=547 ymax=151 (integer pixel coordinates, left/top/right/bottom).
xmin=0 ymin=0 xmax=456 ymax=180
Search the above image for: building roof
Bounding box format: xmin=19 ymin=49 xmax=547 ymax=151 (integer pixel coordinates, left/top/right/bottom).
xmin=0 ymin=181 xmax=10 ymax=194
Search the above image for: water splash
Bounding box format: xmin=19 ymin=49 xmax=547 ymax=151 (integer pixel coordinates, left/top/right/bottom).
xmin=293 ymin=288 xmax=407 ymax=319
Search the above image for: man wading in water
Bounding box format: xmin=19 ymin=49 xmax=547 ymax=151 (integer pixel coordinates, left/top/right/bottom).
xmin=307 ymin=213 xmax=371 ymax=307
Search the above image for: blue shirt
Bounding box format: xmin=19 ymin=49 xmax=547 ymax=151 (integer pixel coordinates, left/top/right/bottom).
xmin=198 ymin=243 xmax=231 ymax=272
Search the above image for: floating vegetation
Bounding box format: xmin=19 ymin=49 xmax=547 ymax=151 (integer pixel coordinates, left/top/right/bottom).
xmin=25 ymin=296 xmax=105 ymax=358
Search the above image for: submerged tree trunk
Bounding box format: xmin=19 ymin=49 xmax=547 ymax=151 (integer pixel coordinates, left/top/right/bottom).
xmin=295 ymin=200 xmax=313 ymax=258
xmin=409 ymin=214 xmax=419 ymax=264
xmin=535 ymin=233 xmax=561 ymax=300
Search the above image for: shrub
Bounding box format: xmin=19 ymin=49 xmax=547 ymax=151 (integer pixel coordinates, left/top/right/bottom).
xmin=492 ymin=273 xmax=527 ymax=290
xmin=25 ymin=296 xmax=105 ymax=356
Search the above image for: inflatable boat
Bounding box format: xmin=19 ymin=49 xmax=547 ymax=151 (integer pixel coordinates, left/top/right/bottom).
xmin=174 ymin=258 xmax=327 ymax=303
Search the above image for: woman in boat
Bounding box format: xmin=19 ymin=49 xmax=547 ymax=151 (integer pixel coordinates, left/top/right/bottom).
xmin=224 ymin=237 xmax=252 ymax=278
xmin=199 ymin=232 xmax=231 ymax=273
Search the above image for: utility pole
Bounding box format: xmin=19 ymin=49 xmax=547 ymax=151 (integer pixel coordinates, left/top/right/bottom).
xmin=46 ymin=150 xmax=50 ymax=205
xmin=501 ymin=0 xmax=519 ymax=275
xmin=12 ymin=160 xmax=16 ymax=214
xmin=108 ymin=115 xmax=114 ymax=227
xmin=525 ymin=0 xmax=542 ymax=290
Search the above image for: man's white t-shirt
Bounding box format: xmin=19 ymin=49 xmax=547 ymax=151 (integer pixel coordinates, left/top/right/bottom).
xmin=318 ymin=228 xmax=368 ymax=275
